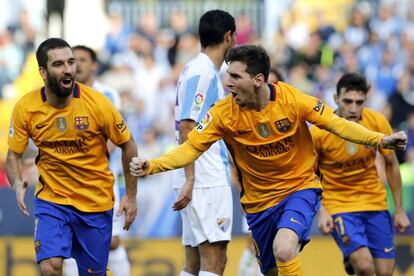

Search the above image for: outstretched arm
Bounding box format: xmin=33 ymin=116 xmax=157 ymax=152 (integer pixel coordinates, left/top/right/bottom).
xmin=130 ymin=141 xmax=204 ymax=177
xmin=383 ymin=152 xmax=411 ymax=233
xmin=118 ymin=137 xmax=138 ymax=230
xmin=6 ymin=149 xmax=29 ymax=216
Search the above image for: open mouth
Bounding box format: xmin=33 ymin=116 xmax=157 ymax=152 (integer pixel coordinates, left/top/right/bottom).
xmin=61 ymin=78 xmax=73 ymax=88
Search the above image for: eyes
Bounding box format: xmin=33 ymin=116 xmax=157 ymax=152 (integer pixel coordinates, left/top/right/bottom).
xmin=51 ymin=58 xmax=76 ymax=68
xmin=342 ymin=99 xmax=364 ymax=106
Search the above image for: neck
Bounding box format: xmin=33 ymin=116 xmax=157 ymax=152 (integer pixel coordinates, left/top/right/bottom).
xmin=45 ymin=86 xmax=73 ymax=109
xmin=84 ymin=77 xmax=94 ymax=87
xmin=202 ymin=45 xmax=227 ymax=70
xmin=247 ymin=84 xmax=271 ymax=111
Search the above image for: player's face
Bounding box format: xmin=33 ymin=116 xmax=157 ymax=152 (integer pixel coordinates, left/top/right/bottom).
xmin=334 ymin=90 xmax=367 ymax=122
xmin=41 ymin=47 xmax=76 ymax=98
xmin=225 ymin=61 xmax=257 ymax=107
xmin=73 ymin=49 xmax=96 ymax=84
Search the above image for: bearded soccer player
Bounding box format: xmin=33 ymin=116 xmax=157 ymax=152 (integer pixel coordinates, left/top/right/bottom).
xmin=6 ymin=38 xmax=138 ymax=276
xmin=59 ymin=45 xmax=131 ymax=276
xmin=129 ymin=45 xmax=407 ymax=276
xmin=312 ymin=72 xmax=410 ymax=276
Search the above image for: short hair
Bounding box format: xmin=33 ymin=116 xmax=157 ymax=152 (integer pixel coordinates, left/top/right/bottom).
xmin=336 ymin=72 xmax=370 ymax=96
xmin=72 ymin=45 xmax=97 ymax=62
xmin=199 ymin=10 xmax=235 ymax=48
xmin=36 ymin=38 xmax=71 ymax=68
xmin=225 ymin=45 xmax=270 ymax=81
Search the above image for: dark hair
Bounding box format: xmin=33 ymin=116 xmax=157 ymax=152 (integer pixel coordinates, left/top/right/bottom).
xmin=72 ymin=45 xmax=97 ymax=62
xmin=36 ymin=38 xmax=71 ymax=68
xmin=225 ymin=45 xmax=270 ymax=81
xmin=199 ymin=10 xmax=235 ymax=48
xmin=336 ymin=72 xmax=370 ymax=96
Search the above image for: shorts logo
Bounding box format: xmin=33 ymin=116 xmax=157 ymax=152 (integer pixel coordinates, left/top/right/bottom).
xmin=290 ymin=217 xmax=303 ymax=225
xmin=384 ymin=247 xmax=394 ymax=253
xmin=341 ymin=234 xmax=351 ymax=245
xmin=34 ymin=240 xmax=40 ymax=253
xmin=74 ymin=116 xmax=89 ymax=131
xmin=346 ymin=142 xmax=358 ymax=155
xmin=55 ymin=117 xmax=67 ymax=132
xmin=275 ymin=118 xmax=292 ymax=132
xmin=87 ymin=268 xmax=102 ymax=274
xmin=256 ymin=123 xmax=271 ymax=138
xmin=217 ymin=217 xmax=231 ymax=232
xmin=192 ymin=92 xmax=205 ymax=112
xmin=196 ymin=111 xmax=212 ymax=133
xmin=8 ymin=119 xmax=14 ymax=137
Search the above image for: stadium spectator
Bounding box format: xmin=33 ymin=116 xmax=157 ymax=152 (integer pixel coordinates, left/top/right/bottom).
xmin=61 ymin=45 xmax=131 ymax=276
xmin=6 ymin=38 xmax=138 ymax=276
xmin=171 ymin=9 xmax=236 ymax=276
xmin=130 ymin=45 xmax=407 ymax=276
xmin=314 ymin=72 xmax=411 ymax=276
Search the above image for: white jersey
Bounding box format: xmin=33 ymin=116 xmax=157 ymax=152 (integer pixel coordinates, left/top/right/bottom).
xmin=174 ymin=53 xmax=230 ymax=188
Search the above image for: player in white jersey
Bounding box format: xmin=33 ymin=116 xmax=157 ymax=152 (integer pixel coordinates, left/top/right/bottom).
xmin=173 ymin=10 xmax=236 ymax=276
xmin=63 ymin=45 xmax=130 ymax=276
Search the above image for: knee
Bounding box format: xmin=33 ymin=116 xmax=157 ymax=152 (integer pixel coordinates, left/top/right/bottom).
xmin=39 ymin=258 xmax=63 ymax=276
xmin=274 ymin=244 xmax=297 ymax=263
xmin=352 ymin=258 xmax=375 ymax=276
xmin=110 ymin=236 xmax=120 ymax=250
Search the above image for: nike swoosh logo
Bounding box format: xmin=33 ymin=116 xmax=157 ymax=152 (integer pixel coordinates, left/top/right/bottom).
xmin=384 ymin=247 xmax=394 ymax=253
xmin=87 ymin=268 xmax=102 ymax=274
xmin=290 ymin=217 xmax=303 ymax=225
xmin=237 ymin=130 xmax=251 ymax=135
xmin=35 ymin=124 xmax=47 ymax=129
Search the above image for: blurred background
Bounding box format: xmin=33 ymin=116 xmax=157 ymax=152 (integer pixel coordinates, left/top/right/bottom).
xmin=0 ymin=0 xmax=413 ymax=275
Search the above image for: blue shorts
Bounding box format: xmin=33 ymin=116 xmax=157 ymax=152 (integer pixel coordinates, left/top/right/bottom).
xmin=332 ymin=211 xmax=394 ymax=259
xmin=246 ymin=188 xmax=321 ymax=273
xmin=34 ymin=198 xmax=113 ymax=275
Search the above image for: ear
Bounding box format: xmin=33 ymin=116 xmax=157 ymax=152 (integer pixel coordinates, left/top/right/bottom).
xmin=333 ymin=93 xmax=338 ymax=105
xmin=224 ymin=30 xmax=233 ymax=43
xmin=253 ymin=73 xmax=265 ymax=87
xmin=39 ymin=67 xmax=47 ymax=81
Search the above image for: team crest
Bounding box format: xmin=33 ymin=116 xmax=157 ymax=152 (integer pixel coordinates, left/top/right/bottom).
xmin=74 ymin=116 xmax=89 ymax=131
xmin=217 ymin=217 xmax=231 ymax=232
xmin=55 ymin=117 xmax=67 ymax=132
xmin=275 ymin=118 xmax=292 ymax=132
xmin=346 ymin=142 xmax=358 ymax=155
xmin=34 ymin=240 xmax=40 ymax=253
xmin=256 ymin=123 xmax=271 ymax=138
xmin=341 ymin=234 xmax=351 ymax=245
xmin=196 ymin=111 xmax=212 ymax=133
xmin=192 ymin=92 xmax=205 ymax=112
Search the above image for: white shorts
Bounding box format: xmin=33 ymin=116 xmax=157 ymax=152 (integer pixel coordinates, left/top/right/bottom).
xmin=112 ymin=179 xmax=124 ymax=237
xmin=174 ymin=185 xmax=233 ymax=247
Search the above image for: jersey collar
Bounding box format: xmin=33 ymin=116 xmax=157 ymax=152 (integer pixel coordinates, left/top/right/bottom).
xmin=40 ymin=82 xmax=80 ymax=102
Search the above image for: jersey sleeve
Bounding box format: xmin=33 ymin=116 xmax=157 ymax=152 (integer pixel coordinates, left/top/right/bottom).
xmin=187 ymin=106 xmax=225 ymax=151
xmin=179 ymin=73 xmax=217 ymax=122
xmin=8 ymin=102 xmax=29 ymax=153
xmin=294 ymin=89 xmax=383 ymax=146
xmin=99 ymin=97 xmax=131 ymax=145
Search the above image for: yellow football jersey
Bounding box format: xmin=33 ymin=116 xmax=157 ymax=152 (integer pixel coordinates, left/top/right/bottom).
xmin=310 ymin=108 xmax=393 ymax=215
xmin=186 ymin=82 xmax=384 ymax=213
xmin=8 ymin=82 xmax=131 ymax=212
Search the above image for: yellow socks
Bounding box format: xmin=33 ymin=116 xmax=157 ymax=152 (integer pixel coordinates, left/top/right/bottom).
xmin=276 ymin=255 xmax=303 ymax=276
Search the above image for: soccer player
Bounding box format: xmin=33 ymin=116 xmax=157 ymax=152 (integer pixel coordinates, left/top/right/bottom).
xmin=60 ymin=45 xmax=131 ymax=276
xmin=130 ymin=45 xmax=408 ymax=276
xmin=313 ymin=72 xmax=411 ymax=276
xmin=6 ymin=38 xmax=138 ymax=276
xmin=173 ymin=10 xmax=235 ymax=276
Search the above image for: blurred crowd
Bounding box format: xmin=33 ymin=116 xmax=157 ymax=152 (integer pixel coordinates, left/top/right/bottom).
xmin=1 ymin=0 xmax=414 ymax=191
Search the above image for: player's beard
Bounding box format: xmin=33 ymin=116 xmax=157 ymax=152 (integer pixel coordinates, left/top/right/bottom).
xmin=47 ymin=72 xmax=74 ymax=98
